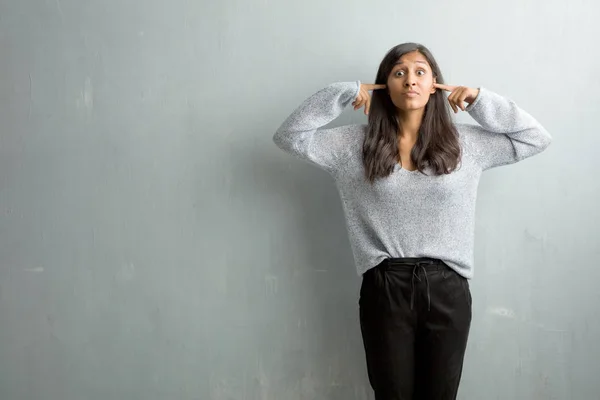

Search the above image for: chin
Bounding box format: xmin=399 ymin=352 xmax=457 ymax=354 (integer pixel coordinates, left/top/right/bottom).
xmin=394 ymin=102 xmax=427 ymax=112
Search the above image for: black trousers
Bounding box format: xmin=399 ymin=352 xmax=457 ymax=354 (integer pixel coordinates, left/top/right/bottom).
xmin=359 ymin=257 xmax=472 ymax=400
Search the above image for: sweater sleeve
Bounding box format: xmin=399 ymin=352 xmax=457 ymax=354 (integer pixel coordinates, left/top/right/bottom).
xmin=459 ymin=87 xmax=552 ymax=171
xmin=273 ymin=81 xmax=362 ymax=173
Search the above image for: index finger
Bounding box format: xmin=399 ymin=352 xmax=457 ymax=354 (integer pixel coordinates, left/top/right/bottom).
xmin=364 ymin=84 xmax=387 ymax=90
xmin=433 ymin=83 xmax=458 ymax=92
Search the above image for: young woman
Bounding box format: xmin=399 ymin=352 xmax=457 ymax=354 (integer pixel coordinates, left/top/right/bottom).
xmin=273 ymin=42 xmax=551 ymax=400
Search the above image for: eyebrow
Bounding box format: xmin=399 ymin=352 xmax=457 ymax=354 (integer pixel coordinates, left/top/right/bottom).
xmin=394 ymin=60 xmax=429 ymax=66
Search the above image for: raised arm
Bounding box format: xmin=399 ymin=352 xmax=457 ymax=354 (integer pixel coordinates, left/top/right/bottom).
xmin=273 ymin=81 xmax=385 ymax=172
xmin=436 ymin=84 xmax=552 ymax=170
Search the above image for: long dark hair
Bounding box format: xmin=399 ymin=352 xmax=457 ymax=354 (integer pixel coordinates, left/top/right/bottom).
xmin=363 ymin=43 xmax=461 ymax=182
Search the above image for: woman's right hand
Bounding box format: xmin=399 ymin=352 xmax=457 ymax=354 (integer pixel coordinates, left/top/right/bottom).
xmin=353 ymin=83 xmax=387 ymax=115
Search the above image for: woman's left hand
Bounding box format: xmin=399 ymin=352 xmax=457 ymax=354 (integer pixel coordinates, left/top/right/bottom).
xmin=434 ymin=83 xmax=480 ymax=113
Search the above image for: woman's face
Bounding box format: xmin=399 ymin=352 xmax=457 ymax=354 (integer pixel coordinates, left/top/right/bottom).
xmin=386 ymin=51 xmax=437 ymax=112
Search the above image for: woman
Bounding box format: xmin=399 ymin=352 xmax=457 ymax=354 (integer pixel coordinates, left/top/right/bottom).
xmin=272 ymin=42 xmax=551 ymax=400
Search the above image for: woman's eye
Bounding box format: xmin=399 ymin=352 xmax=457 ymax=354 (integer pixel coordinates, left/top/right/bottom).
xmin=395 ymin=70 xmax=426 ymax=77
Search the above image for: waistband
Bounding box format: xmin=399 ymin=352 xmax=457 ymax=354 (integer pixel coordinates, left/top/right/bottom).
xmin=377 ymin=257 xmax=446 ymax=270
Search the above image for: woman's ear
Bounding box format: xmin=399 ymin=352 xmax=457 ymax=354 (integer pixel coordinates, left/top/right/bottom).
xmin=431 ymin=76 xmax=437 ymax=94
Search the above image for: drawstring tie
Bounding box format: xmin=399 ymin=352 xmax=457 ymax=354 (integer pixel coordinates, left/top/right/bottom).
xmin=410 ymin=262 xmax=432 ymax=311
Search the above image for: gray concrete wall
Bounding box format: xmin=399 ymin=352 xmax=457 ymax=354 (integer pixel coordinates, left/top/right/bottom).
xmin=1 ymin=0 xmax=598 ymax=398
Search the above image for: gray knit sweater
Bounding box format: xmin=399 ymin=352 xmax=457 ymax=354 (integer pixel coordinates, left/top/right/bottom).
xmin=273 ymin=81 xmax=551 ymax=278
